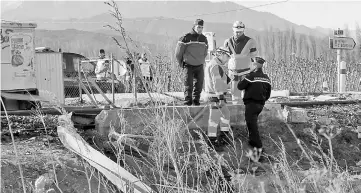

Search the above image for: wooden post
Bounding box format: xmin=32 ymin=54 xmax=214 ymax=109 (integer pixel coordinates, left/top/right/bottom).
xmin=78 ymin=60 xmax=83 ymax=103
xmin=111 ymin=53 xmax=115 ymax=104
xmin=133 ymin=54 xmax=138 ymax=104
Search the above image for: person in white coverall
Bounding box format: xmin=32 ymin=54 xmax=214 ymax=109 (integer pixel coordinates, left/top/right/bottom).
xmin=224 ymin=21 xmax=258 ymax=104
xmin=95 ymin=49 xmax=110 ymax=81
xmin=204 ymin=47 xmax=233 ymax=149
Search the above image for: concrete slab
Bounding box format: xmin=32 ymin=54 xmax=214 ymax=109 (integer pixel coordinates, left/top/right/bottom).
xmin=66 ymin=93 xmax=177 ymax=107
xmin=164 ymin=90 xmax=290 ymax=102
xmin=95 ymin=103 xmax=284 ymax=137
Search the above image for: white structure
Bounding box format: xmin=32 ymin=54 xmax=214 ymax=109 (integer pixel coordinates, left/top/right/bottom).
xmin=35 ymin=52 xmax=65 ymax=104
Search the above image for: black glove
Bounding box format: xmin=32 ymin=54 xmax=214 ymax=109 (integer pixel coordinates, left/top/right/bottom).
xmin=226 ymin=74 xmax=231 ymax=84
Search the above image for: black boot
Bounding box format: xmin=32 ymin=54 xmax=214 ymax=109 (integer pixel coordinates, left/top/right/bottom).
xmin=193 ymin=100 xmax=200 ymax=106
xmin=184 ymin=101 xmax=192 ymax=106
xmin=248 ymin=146 xmax=270 ymax=163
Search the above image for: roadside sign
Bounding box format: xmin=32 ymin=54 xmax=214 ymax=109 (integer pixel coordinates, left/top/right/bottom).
xmin=329 ymin=37 xmax=356 ymax=50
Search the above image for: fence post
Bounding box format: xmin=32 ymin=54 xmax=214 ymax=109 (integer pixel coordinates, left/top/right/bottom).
xmin=78 ymin=59 xmax=83 ymax=103
xmin=111 ymin=53 xmax=115 ymax=104
xmin=133 ymin=57 xmax=137 ymax=104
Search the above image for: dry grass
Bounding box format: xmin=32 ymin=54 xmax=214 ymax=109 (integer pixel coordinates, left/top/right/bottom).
xmin=2 ymin=87 xmax=361 ymax=193
xmin=2 ymin=1 xmax=361 ymax=192
xmin=100 ymin=106 xmax=361 ymax=193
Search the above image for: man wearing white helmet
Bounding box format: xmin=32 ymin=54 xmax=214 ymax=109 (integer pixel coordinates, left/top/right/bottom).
xmin=204 ymin=46 xmax=233 ymax=149
xmin=224 ymin=21 xmax=258 ymax=104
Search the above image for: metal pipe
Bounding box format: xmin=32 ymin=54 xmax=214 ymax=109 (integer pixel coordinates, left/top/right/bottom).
xmin=78 ymin=59 xmax=83 ymax=103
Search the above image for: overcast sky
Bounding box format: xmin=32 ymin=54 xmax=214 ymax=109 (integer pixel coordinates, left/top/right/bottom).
xmin=2 ymin=0 xmax=361 ymax=30
xmin=232 ymin=0 xmax=361 ymax=30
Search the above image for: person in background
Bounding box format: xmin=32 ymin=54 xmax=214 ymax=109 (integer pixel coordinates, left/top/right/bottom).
xmin=95 ymin=49 xmax=110 ymax=81
xmin=175 ymin=19 xmax=208 ymax=106
xmin=224 ymin=21 xmax=258 ymax=104
xmin=126 ymin=56 xmax=134 ymax=74
xmin=138 ymin=53 xmax=152 ymax=81
xmin=138 ymin=53 xmax=153 ymax=91
xmin=204 ymin=47 xmax=233 ymax=149
xmin=237 ymin=57 xmax=271 ymax=161
xmin=99 ymin=49 xmax=106 ymax=59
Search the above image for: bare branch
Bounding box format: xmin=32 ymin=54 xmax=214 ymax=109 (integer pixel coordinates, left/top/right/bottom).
xmin=112 ymin=37 xmax=126 ymax=50
xmin=105 ymin=0 xmax=155 ymax=105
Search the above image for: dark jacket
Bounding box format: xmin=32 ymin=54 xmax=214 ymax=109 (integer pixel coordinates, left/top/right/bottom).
xmin=175 ymin=29 xmax=208 ymax=67
xmin=237 ymin=69 xmax=271 ymax=105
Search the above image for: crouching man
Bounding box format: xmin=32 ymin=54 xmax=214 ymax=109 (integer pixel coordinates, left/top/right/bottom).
xmin=237 ymin=57 xmax=271 ymax=159
xmin=204 ymin=47 xmax=233 ymax=149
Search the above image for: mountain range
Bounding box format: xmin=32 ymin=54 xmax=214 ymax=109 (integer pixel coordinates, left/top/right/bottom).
xmin=1 ymin=0 xmax=332 ymax=38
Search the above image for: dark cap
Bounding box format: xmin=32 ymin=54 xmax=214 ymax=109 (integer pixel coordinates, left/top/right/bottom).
xmin=255 ymin=57 xmax=266 ymax=65
xmin=194 ymin=19 xmax=204 ymax=26
xmin=100 ymin=49 xmax=105 ymax=53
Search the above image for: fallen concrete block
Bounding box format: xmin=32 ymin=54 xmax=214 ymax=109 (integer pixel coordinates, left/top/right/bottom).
xmin=270 ymin=90 xmax=290 ymax=98
xmin=313 ymin=95 xmax=341 ymax=101
xmin=95 ymin=103 xmax=285 ymax=138
xmin=282 ymin=107 xmax=309 ymax=123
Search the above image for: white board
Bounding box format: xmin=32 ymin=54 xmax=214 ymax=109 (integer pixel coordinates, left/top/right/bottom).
xmin=203 ymin=32 xmax=216 ymax=51
xmin=1 ymin=26 xmax=36 ymax=90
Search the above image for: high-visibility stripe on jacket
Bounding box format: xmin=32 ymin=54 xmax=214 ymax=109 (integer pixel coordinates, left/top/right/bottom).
xmin=237 ymin=69 xmax=272 ymax=105
xmin=224 ymin=35 xmax=258 ymax=72
xmin=139 ymin=59 xmax=151 ymax=77
xmin=175 ymin=29 xmax=208 ymax=67
xmin=204 ymin=58 xmax=228 ymax=98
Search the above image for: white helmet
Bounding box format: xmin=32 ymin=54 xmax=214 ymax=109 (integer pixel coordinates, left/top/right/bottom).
xmin=233 ymin=21 xmax=245 ymax=32
xmin=215 ymin=47 xmax=231 ymax=57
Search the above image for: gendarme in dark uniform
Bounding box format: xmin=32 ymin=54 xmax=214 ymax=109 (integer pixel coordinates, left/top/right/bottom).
xmin=175 ymin=19 xmax=208 ymax=106
xmin=237 ymin=57 xmax=271 ymax=150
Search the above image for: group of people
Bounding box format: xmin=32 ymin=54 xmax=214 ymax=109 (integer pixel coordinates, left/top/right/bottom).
xmin=95 ymin=19 xmax=272 ymax=158
xmin=95 ymin=49 xmax=153 ymax=85
xmin=125 ymin=52 xmax=153 ymax=82
xmin=175 ymin=19 xmax=272 ymax=158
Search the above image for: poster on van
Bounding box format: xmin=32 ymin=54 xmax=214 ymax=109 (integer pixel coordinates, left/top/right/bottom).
xmin=10 ymin=33 xmax=34 ymax=76
xmin=1 ymin=30 xmax=36 ymax=90
xmin=1 ymin=23 xmax=36 ymax=91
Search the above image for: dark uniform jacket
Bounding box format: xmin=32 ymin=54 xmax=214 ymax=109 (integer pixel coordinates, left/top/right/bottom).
xmin=237 ymin=69 xmax=271 ymax=105
xmin=175 ymin=29 xmax=208 ymax=67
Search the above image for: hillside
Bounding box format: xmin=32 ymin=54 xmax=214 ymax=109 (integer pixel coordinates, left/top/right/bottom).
xmin=2 ymin=0 xmax=327 ymax=37
xmin=30 ymin=15 xmax=261 ymax=45
xmin=34 ymin=29 xmax=162 ymax=58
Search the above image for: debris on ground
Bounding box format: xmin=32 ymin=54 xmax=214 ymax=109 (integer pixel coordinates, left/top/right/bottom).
xmin=1 ymin=101 xmax=361 ymax=192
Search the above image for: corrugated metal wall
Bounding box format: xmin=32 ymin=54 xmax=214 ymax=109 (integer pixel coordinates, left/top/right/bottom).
xmin=35 ymin=52 xmax=65 ymax=104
